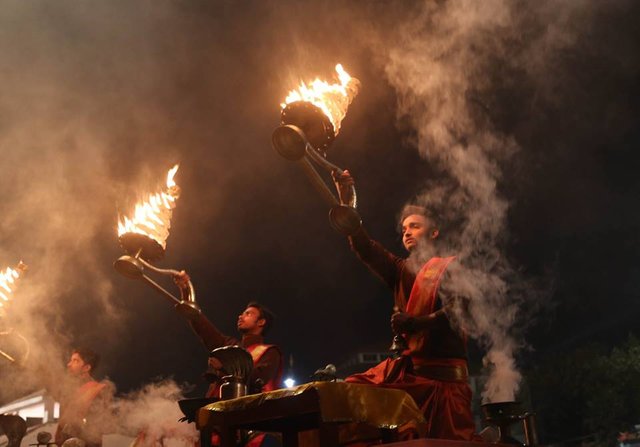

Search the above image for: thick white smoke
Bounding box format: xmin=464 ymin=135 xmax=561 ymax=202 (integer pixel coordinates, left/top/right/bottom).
xmin=369 ymin=0 xmax=597 ymax=402
xmin=115 ymin=380 xmax=198 ymax=447
xmin=0 ymin=1 xmax=192 ymax=392
xmin=43 ymin=379 xmax=198 ymax=446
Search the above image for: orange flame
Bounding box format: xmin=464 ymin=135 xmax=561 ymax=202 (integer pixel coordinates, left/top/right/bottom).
xmin=0 ymin=262 xmax=27 ymax=313
xmin=282 ymin=64 xmax=360 ymax=135
xmin=118 ymin=165 xmax=181 ymax=250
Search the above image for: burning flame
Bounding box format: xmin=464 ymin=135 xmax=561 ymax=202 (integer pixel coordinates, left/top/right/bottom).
xmin=118 ymin=165 xmax=181 ymax=250
xmin=282 ymin=64 xmax=360 ymax=135
xmin=0 ymin=262 xmax=27 ymax=314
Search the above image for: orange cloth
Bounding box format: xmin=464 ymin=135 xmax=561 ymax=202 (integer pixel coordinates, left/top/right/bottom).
xmin=346 ymin=357 xmax=474 ymax=441
xmin=346 ymin=258 xmax=476 ymax=441
xmin=404 ymin=257 xmax=458 ymax=358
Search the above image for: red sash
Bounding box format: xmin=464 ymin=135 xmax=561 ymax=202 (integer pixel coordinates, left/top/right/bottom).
xmin=245 ymin=344 xmax=283 ymax=392
xmin=404 ymin=256 xmax=456 ymax=358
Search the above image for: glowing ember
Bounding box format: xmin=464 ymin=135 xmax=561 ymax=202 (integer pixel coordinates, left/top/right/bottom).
xmin=118 ymin=165 xmax=181 ymax=250
xmin=282 ymin=64 xmax=360 ymax=135
xmin=0 ymin=262 xmax=27 ymax=314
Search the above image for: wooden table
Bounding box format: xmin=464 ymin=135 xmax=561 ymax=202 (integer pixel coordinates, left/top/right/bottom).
xmin=382 ymin=439 xmax=516 ymax=447
xmin=196 ymin=381 xmax=426 ymax=447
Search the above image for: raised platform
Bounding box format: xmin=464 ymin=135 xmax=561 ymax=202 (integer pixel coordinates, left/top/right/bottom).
xmin=383 ymin=439 xmax=513 ymax=447
xmin=197 ymin=381 xmax=426 ymax=447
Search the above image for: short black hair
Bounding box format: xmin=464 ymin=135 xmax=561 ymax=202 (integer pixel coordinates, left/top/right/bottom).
xmin=398 ymin=204 xmax=437 ymax=229
xmin=246 ymin=302 xmax=275 ymax=335
xmin=72 ymin=347 xmax=100 ymax=372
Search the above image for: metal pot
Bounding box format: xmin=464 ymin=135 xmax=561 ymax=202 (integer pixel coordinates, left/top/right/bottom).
xmin=481 ymin=401 xmax=538 ymax=446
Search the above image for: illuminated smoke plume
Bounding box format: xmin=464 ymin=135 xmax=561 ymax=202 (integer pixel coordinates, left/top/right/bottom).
xmin=0 ymin=1 xmax=187 ymax=391
xmin=52 ymin=379 xmax=198 ymax=446
xmin=0 ymin=2 xmax=125 ymax=396
xmin=116 ymin=380 xmax=198 ymax=447
xmin=374 ymin=0 xmax=598 ymax=401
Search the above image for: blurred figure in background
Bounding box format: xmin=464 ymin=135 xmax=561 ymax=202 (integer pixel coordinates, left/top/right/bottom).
xmin=55 ymin=347 xmax=114 ymax=447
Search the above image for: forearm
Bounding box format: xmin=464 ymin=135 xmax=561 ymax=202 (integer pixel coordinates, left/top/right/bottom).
xmin=348 ymin=226 xmax=403 ymax=288
xmin=189 ymin=313 xmax=236 ymax=351
xmin=348 ymin=225 xmax=374 ymax=258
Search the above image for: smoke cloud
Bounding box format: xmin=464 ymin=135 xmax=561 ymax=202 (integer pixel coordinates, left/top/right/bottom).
xmin=115 ymin=380 xmax=198 ymax=446
xmin=0 ymin=1 xmax=202 ymax=397
xmin=354 ymin=0 xmax=620 ymax=401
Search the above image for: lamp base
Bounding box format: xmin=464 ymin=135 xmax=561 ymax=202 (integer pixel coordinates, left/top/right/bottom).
xmin=281 ymin=101 xmax=335 ymax=152
xmin=329 ymin=205 xmax=362 ymax=236
xmin=118 ymin=232 xmax=164 ymax=262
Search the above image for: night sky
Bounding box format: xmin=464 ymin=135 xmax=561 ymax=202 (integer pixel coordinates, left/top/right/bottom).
xmin=0 ymin=0 xmax=638 ymax=408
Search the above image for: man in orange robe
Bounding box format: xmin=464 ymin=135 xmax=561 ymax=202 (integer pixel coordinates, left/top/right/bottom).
xmin=335 ymin=171 xmax=476 ymax=441
xmin=55 ymin=348 xmax=114 ymax=447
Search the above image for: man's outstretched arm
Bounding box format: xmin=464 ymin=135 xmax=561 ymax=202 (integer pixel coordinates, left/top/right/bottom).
xmin=333 ymin=170 xmax=405 ymax=289
xmin=174 ymin=271 xmax=236 ymax=351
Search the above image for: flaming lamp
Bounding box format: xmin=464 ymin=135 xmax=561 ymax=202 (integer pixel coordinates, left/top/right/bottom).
xmin=0 ymin=261 xmax=27 ymax=318
xmin=272 ymin=64 xmax=362 ymax=235
xmin=114 ymin=165 xmax=200 ymax=319
xmin=0 ymin=261 xmax=30 ymax=364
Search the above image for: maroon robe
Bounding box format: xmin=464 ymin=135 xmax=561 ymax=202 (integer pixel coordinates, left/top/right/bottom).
xmin=345 ymin=227 xmax=476 ymax=441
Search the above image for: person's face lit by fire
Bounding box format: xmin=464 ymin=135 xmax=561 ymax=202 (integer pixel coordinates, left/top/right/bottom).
xmin=401 ymin=214 xmax=439 ymax=252
xmin=67 ymin=352 xmax=91 ymax=378
xmin=237 ymin=306 xmax=265 ymax=335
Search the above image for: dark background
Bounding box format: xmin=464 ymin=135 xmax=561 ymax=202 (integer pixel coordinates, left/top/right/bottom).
xmin=0 ymin=0 xmax=638 ymax=442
